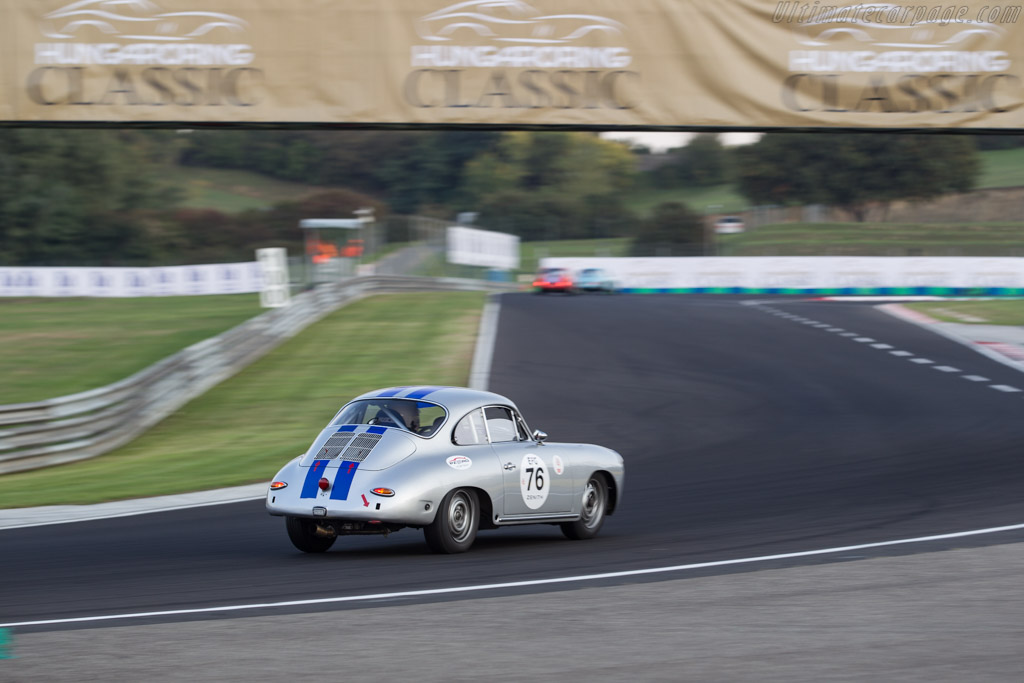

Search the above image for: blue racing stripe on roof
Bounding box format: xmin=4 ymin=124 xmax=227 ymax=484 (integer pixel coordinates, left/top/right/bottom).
xmin=404 ymin=386 xmax=444 ymax=399
xmin=366 ymin=426 xmax=387 ymax=435
xmin=374 ymin=387 xmax=410 ymax=398
xmin=337 ymin=425 xmax=356 ymax=432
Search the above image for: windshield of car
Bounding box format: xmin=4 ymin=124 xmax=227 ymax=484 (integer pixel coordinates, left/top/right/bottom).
xmin=331 ymin=399 xmax=447 ymax=437
xmin=581 ymin=268 xmax=602 ymax=276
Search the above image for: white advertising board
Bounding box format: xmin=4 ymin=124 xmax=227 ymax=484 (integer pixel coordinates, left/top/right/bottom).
xmin=0 ymin=262 xmax=263 ymax=297
xmin=447 ymin=226 xmax=520 ymax=270
xmin=540 ymin=257 xmax=1024 ymax=294
xmin=256 ymin=248 xmax=291 ymax=308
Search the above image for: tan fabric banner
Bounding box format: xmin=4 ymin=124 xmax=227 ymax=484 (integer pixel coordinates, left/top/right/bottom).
xmin=1 ymin=0 xmax=1021 ymax=129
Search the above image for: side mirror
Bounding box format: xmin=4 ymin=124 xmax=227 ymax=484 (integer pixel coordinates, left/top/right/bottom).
xmin=532 ymin=429 xmax=548 ymax=444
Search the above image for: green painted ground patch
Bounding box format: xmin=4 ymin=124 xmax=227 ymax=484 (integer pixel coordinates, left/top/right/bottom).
xmin=0 ymin=291 xmax=486 ymax=508
xmin=0 ymin=295 xmax=263 ymax=404
xmin=904 ymin=300 xmax=1024 ymax=326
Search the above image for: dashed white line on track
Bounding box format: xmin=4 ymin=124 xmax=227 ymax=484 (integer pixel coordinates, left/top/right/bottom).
xmin=871 ymin=343 xmax=894 ymax=349
xmin=990 ymin=385 xmax=1022 ymax=393
xmin=890 ymin=351 xmax=913 ymax=356
xmin=933 ymin=366 xmax=960 ymax=373
xmin=963 ymin=375 xmax=990 ymax=382
xmin=910 ymin=358 xmax=935 ymax=364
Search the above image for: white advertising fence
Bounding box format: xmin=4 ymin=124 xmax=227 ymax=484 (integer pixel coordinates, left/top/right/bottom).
xmin=0 ymin=275 xmax=510 ymax=474
xmin=447 ymin=226 xmax=520 ymax=271
xmin=541 ymin=256 xmax=1024 ymax=296
xmin=0 ymin=262 xmax=263 ymax=297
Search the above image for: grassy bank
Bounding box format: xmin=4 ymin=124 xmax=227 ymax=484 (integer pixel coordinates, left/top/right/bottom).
xmin=904 ymin=300 xmax=1024 ymax=326
xmin=716 ymin=222 xmax=1024 ymax=257
xmin=0 ymin=295 xmax=263 ymax=404
xmin=0 ymin=291 xmax=486 ymax=508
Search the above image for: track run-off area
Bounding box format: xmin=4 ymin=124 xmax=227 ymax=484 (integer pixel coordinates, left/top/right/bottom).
xmin=3 ymin=293 xmax=1024 ymax=679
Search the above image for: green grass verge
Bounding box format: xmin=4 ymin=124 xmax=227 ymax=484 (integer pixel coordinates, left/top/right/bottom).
xmin=976 ymin=147 xmax=1024 ymax=189
xmin=623 ymin=182 xmax=749 ymax=216
xmin=164 ymin=166 xmax=326 ymax=212
xmin=0 ymin=291 xmax=486 ymax=508
xmin=903 ymin=300 xmax=1024 ymax=326
xmin=0 ymin=295 xmax=263 ymax=404
xmin=717 ymin=222 xmax=1024 ymax=256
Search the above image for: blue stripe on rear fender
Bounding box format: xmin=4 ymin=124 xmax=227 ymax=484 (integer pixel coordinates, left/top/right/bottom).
xmin=301 ymin=460 xmax=328 ymax=499
xmin=330 ymin=461 xmax=360 ymax=500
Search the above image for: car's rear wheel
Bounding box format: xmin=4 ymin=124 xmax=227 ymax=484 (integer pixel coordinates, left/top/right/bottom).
xmin=285 ymin=516 xmax=336 ymax=553
xmin=424 ymin=488 xmax=479 ymax=554
xmin=561 ymin=474 xmax=608 ymax=540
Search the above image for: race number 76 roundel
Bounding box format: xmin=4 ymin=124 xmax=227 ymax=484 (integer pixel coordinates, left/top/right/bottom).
xmin=519 ymin=454 xmax=549 ymax=509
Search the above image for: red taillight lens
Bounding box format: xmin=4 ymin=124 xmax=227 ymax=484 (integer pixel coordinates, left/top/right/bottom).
xmin=318 ymin=477 xmax=330 ymax=491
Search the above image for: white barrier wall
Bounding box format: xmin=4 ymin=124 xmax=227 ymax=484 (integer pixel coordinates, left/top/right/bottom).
xmin=541 ymin=257 xmax=1024 ymax=295
xmin=0 ymin=262 xmax=263 ymax=297
xmin=447 ymin=226 xmax=520 ymax=270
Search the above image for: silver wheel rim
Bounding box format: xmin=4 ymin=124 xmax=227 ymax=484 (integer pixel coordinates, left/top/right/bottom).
xmin=448 ymin=492 xmax=473 ymax=542
xmin=579 ymin=479 xmax=605 ymax=529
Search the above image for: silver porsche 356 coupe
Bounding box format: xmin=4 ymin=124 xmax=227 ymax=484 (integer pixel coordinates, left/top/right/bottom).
xmin=267 ymin=386 xmax=624 ymax=554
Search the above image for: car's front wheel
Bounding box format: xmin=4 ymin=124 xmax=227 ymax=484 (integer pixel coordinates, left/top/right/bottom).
xmin=285 ymin=516 xmax=336 ymax=553
xmin=424 ymin=488 xmax=479 ymax=554
xmin=561 ymin=474 xmax=608 ymax=540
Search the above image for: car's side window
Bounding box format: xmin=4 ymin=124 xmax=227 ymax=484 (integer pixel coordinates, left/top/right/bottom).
xmin=485 ymin=406 xmax=518 ymax=443
xmin=452 ymin=408 xmax=487 ymax=445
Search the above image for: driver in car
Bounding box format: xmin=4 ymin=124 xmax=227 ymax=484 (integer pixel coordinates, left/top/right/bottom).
xmin=375 ymin=401 xmax=421 ymax=433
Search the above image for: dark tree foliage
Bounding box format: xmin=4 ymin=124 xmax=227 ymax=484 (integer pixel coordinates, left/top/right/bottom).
xmin=736 ymin=133 xmax=978 ymax=221
xmin=0 ymin=129 xmax=179 ymax=265
xmin=650 ymin=134 xmax=729 ymax=189
xmin=972 ymin=134 xmax=1024 ymax=150
xmin=629 ymin=202 xmax=706 ymax=256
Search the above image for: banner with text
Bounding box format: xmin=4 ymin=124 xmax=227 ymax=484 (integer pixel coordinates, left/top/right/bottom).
xmin=0 ymin=262 xmax=262 ymax=297
xmin=0 ymin=1 xmax=1020 ymax=129
xmin=541 ymin=256 xmax=1024 ymax=295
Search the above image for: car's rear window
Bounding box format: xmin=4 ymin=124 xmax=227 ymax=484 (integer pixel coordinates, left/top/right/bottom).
xmin=331 ymin=399 xmax=447 ymax=437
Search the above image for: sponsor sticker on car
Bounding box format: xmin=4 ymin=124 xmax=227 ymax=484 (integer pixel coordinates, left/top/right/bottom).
xmin=446 ymin=455 xmax=472 ymax=470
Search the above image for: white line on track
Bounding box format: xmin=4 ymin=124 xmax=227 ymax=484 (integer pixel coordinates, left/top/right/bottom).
xmin=854 ymin=337 xmax=876 ymax=342
xmin=890 ymin=351 xmax=913 ymax=357
xmin=990 ymin=385 xmax=1022 ymax=393
xmin=963 ymin=375 xmax=990 ymax=382
xmin=871 ymin=343 xmax=894 ymax=349
xmin=827 ymin=328 xmax=844 ymax=332
xmin=933 ymin=366 xmax=961 ymax=373
xmin=910 ymin=358 xmax=935 ymax=364
xmin=840 ymin=332 xmax=859 ymax=337
xmin=5 ymin=522 xmax=1024 ymax=629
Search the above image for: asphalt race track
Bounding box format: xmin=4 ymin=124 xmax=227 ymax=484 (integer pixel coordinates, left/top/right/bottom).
xmin=4 ymin=294 xmax=1024 ymax=632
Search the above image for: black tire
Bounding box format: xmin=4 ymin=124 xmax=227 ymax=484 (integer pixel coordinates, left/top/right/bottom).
xmin=561 ymin=474 xmax=608 ymax=540
xmin=424 ymin=488 xmax=479 ymax=554
xmin=285 ymin=516 xmax=336 ymax=553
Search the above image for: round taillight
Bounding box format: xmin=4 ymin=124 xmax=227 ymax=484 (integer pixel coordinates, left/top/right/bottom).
xmin=318 ymin=477 xmax=330 ymax=491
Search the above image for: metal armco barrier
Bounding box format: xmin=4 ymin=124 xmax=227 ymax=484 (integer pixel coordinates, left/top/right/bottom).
xmin=0 ymin=276 xmax=509 ymax=474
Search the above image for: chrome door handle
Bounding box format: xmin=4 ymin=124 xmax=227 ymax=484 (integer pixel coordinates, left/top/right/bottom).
xmin=503 ymin=462 xmax=516 ymax=471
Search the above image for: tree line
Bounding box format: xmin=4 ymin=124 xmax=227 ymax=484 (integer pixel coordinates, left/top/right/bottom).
xmin=0 ymin=127 xmax=1014 ymax=266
